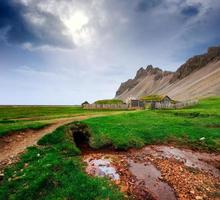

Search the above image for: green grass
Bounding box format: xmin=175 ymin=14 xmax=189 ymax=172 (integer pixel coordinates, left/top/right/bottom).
xmin=84 ymin=97 xmax=220 ymax=152
xmin=0 ymin=106 xmax=114 ymax=120
xmin=0 ymin=106 xmax=125 ymax=136
xmin=0 ymin=120 xmax=51 ymax=137
xmin=0 ymin=125 xmax=124 ymax=200
xmin=164 ymin=96 xmax=220 ymax=117
xmin=94 ymin=99 xmax=124 ymax=104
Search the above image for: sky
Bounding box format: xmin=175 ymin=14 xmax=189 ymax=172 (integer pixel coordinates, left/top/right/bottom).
xmin=0 ymin=0 xmax=220 ymax=105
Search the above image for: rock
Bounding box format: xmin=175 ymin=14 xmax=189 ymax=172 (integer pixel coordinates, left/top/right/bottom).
xmin=115 ymin=180 xmax=120 ymax=185
xmin=199 ymin=137 xmax=205 ymax=141
xmin=24 ymin=163 xmax=29 ymax=168
xmin=195 ymin=196 xmax=203 ymax=200
xmin=170 ymin=46 xmax=220 ymax=83
xmin=115 ymin=65 xmax=172 ymax=96
xmin=190 ymin=190 xmax=195 ymax=194
xmin=120 ymin=185 xmax=129 ymax=193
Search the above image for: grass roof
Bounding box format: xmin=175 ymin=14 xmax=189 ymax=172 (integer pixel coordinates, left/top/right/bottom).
xmin=94 ymin=99 xmax=124 ymax=105
xmin=140 ymin=95 xmax=165 ymax=101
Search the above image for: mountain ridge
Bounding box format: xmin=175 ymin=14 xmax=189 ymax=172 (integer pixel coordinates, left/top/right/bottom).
xmin=115 ymin=46 xmax=220 ymax=101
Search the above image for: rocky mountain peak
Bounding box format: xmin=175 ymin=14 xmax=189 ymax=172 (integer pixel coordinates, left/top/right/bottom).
xmin=115 ymin=45 xmax=220 ymax=100
xmin=170 ymin=45 xmax=220 ymax=83
xmin=116 ymin=65 xmax=171 ymax=96
xmin=135 ymin=65 xmax=165 ymax=79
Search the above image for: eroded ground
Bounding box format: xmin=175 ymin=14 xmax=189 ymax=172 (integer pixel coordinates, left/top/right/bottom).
xmin=83 ymin=146 xmax=220 ymax=200
xmin=0 ymin=114 xmax=108 ymax=173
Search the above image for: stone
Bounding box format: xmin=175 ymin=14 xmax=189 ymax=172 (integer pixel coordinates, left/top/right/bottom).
xmin=190 ymin=190 xmax=195 ymax=194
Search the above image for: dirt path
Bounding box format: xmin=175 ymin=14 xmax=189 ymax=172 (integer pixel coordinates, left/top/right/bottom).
xmin=0 ymin=114 xmax=103 ymax=170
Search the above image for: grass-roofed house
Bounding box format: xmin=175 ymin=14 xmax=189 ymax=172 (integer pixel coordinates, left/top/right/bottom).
xmin=81 ymin=101 xmax=89 ymax=107
xmin=140 ymin=95 xmax=175 ymax=109
xmin=83 ymin=99 xmax=128 ymax=109
xmin=94 ymin=99 xmax=124 ymax=105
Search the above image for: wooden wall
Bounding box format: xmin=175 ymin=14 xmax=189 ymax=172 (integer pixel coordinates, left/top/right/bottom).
xmin=83 ymin=104 xmax=129 ymax=110
xmin=153 ymin=100 xmax=198 ymax=109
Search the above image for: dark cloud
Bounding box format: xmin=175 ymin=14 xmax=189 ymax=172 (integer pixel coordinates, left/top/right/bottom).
xmin=181 ymin=5 xmax=200 ymax=17
xmin=0 ymin=0 xmax=35 ymax=43
xmin=135 ymin=0 xmax=161 ymax=12
xmin=0 ymin=0 xmax=73 ymax=49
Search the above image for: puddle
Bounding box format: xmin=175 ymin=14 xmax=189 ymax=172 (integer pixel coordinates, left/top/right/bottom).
xmin=142 ymin=146 xmax=220 ymax=177
xmin=82 ymin=145 xmax=220 ymax=200
xmin=85 ymin=156 xmax=120 ymax=180
xmin=83 ymin=154 xmax=177 ymax=199
xmin=128 ymin=160 xmax=177 ymax=200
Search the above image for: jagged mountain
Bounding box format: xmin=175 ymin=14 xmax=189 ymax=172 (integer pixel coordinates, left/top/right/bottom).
xmin=115 ymin=46 xmax=220 ymax=101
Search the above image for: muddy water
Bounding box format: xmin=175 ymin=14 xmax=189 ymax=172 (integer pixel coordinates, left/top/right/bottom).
xmin=142 ymin=146 xmax=220 ymax=177
xmin=83 ymin=145 xmax=220 ymax=199
xmin=85 ymin=157 xmax=120 ymax=180
xmin=128 ymin=160 xmax=176 ymax=200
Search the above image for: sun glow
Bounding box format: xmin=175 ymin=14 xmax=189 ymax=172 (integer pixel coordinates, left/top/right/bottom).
xmin=62 ymin=11 xmax=91 ymax=45
xmin=64 ymin=11 xmax=89 ymax=32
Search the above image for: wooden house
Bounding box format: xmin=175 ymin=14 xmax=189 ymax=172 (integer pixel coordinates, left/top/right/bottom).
xmin=140 ymin=95 xmax=174 ymax=109
xmin=81 ymin=101 xmax=89 ymax=108
xmin=128 ymin=99 xmax=144 ymax=109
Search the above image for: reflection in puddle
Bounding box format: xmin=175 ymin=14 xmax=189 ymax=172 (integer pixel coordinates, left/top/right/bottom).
xmin=128 ymin=160 xmax=177 ymax=200
xmin=83 ymin=145 xmax=220 ymax=200
xmin=85 ymin=157 xmax=120 ymax=180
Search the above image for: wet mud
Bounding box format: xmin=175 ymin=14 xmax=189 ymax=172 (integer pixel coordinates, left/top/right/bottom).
xmin=82 ymin=146 xmax=220 ymax=200
xmin=128 ymin=160 xmax=176 ymax=200
xmin=140 ymin=146 xmax=220 ymax=177
xmin=70 ymin=124 xmax=220 ymax=199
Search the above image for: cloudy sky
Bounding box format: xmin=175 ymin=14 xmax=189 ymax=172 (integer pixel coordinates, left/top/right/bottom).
xmin=0 ymin=0 xmax=220 ymax=105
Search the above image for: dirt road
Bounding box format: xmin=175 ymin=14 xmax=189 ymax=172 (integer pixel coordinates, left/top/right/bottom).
xmin=0 ymin=115 xmax=101 ymax=169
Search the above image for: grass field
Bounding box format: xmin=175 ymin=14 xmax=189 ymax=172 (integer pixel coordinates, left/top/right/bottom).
xmin=0 ymin=106 xmax=125 ymax=136
xmin=0 ymin=97 xmax=220 ymax=199
xmin=0 ymin=106 xmax=123 ymax=120
xmin=0 ymin=120 xmax=51 ymax=137
xmin=84 ymin=97 xmax=220 ymax=152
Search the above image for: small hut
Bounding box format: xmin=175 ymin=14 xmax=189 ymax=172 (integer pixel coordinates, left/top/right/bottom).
xmin=142 ymin=95 xmax=175 ymax=109
xmin=81 ymin=101 xmax=89 ymax=108
xmin=140 ymin=95 xmax=174 ymax=109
